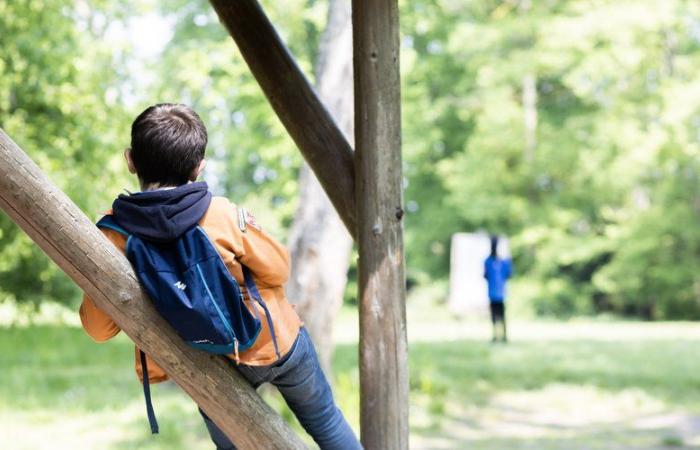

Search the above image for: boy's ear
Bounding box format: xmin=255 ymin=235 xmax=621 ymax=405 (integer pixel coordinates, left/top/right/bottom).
xmin=124 ymin=148 xmax=137 ymax=174
xmin=191 ymin=159 xmax=206 ymax=181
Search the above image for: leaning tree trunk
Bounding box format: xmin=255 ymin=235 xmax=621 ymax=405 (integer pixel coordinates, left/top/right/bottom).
xmin=287 ymin=0 xmax=354 ymax=375
xmin=210 ymin=0 xmax=356 ymax=237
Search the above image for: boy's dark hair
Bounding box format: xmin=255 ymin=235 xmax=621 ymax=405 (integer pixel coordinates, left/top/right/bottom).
xmin=130 ymin=103 xmax=207 ymax=186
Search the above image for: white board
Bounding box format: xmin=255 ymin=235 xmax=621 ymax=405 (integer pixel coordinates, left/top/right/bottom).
xmin=448 ymin=233 xmax=509 ymax=317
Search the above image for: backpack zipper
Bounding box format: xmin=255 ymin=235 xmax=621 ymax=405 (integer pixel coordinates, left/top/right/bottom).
xmin=195 ymin=263 xmax=236 ymax=344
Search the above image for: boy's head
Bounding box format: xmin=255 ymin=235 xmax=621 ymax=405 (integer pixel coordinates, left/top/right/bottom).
xmin=126 ymin=103 xmax=207 ymax=188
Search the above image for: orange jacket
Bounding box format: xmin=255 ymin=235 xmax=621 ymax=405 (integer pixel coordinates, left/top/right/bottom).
xmin=79 ymin=196 xmax=302 ymax=383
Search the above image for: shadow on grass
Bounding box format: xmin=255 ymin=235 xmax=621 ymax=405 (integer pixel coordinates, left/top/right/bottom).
xmin=110 ymin=394 xmax=212 ymax=450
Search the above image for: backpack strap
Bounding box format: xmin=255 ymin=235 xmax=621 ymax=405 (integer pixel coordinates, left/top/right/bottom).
xmin=242 ymin=265 xmax=281 ymax=360
xmin=96 ymin=215 xmax=130 ymax=236
xmin=98 ymin=217 xmax=157 ymax=433
xmin=139 ymin=350 xmax=159 ymax=434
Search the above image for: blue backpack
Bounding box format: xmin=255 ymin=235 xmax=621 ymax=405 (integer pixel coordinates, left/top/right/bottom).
xmin=97 ymin=215 xmax=280 ymax=433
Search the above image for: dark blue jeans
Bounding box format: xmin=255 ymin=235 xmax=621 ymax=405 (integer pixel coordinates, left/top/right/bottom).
xmin=199 ymin=328 xmax=362 ymax=450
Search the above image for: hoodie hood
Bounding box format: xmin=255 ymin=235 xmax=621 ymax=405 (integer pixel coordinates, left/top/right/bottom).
xmin=112 ymin=182 xmax=212 ymax=243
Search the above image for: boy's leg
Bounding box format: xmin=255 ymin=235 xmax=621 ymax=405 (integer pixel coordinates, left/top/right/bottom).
xmin=271 ymin=328 xmax=362 ymax=450
xmin=198 ymin=362 xmax=270 ymax=450
xmin=199 ymin=408 xmax=236 ymax=450
xmin=501 ymin=302 xmax=508 ymax=342
xmin=489 ymin=302 xmax=498 ymax=341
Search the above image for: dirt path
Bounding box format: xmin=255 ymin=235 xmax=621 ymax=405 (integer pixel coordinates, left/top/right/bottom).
xmin=412 ymin=384 xmax=700 ymax=449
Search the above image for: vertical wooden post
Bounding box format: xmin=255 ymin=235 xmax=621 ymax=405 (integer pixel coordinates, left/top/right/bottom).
xmin=352 ymin=1 xmax=408 ymax=449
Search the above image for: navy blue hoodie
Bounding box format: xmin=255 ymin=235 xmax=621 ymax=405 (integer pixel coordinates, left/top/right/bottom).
xmin=112 ymin=182 xmax=212 ymax=243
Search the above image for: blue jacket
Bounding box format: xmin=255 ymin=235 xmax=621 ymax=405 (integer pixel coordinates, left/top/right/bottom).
xmin=484 ymin=256 xmax=512 ymax=302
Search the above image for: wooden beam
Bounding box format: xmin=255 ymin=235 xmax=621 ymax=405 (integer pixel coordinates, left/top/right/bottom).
xmin=0 ymin=129 xmax=306 ymax=450
xmin=210 ymin=0 xmax=357 ymax=238
xmin=352 ymin=0 xmax=409 ymax=449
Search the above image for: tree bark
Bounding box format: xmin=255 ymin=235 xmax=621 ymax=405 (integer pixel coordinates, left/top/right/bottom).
xmin=523 ymin=73 xmax=537 ymax=162
xmin=209 ymin=0 xmax=357 ymax=238
xmin=0 ymin=129 xmax=305 ymax=450
xmin=352 ymin=0 xmax=409 ymax=448
xmin=519 ymin=0 xmax=537 ymax=163
xmin=287 ymin=0 xmax=354 ymax=376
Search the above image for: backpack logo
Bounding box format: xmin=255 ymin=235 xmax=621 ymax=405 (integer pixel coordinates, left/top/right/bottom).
xmin=174 ymin=281 xmax=187 ymax=290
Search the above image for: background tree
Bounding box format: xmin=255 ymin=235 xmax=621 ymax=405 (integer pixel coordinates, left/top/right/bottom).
xmin=152 ymin=0 xmax=355 ymax=371
xmin=2 ymin=0 xmax=699 ymax=321
xmin=401 ymin=0 xmax=700 ymax=319
xmin=286 ymin=0 xmax=354 ymax=375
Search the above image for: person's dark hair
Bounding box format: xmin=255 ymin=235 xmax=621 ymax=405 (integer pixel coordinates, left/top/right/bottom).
xmin=130 ymin=103 xmax=207 ymax=186
xmin=490 ymin=235 xmax=499 ymax=258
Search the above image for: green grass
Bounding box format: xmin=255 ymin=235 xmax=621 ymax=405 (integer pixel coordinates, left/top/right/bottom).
xmin=3 ymin=305 xmax=700 ymax=449
xmin=403 ymin=338 xmax=700 ymax=449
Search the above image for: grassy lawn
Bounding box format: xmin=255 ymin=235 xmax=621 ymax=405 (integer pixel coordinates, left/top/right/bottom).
xmin=2 ymin=300 xmax=700 ymax=449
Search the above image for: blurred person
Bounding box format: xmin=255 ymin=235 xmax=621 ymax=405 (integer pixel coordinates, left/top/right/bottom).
xmin=484 ymin=235 xmax=513 ymax=342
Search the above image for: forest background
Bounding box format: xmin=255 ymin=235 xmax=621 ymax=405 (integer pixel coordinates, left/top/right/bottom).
xmin=2 ymin=0 xmax=700 ymax=322
xmin=4 ymin=1 xmax=700 ymax=448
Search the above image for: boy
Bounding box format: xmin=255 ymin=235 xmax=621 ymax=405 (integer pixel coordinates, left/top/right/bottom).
xmin=79 ymin=103 xmax=361 ymax=450
xmin=483 ymin=235 xmax=512 ymax=342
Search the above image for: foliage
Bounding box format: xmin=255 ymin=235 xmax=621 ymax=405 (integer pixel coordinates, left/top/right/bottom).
xmin=0 ymin=0 xmax=135 ymax=305
xmin=4 ymin=315 xmax=700 ymax=448
xmin=1 ymin=0 xmax=699 ymax=319
xmin=148 ymin=0 xmax=327 ymax=235
xmin=400 ymin=0 xmax=700 ymax=318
